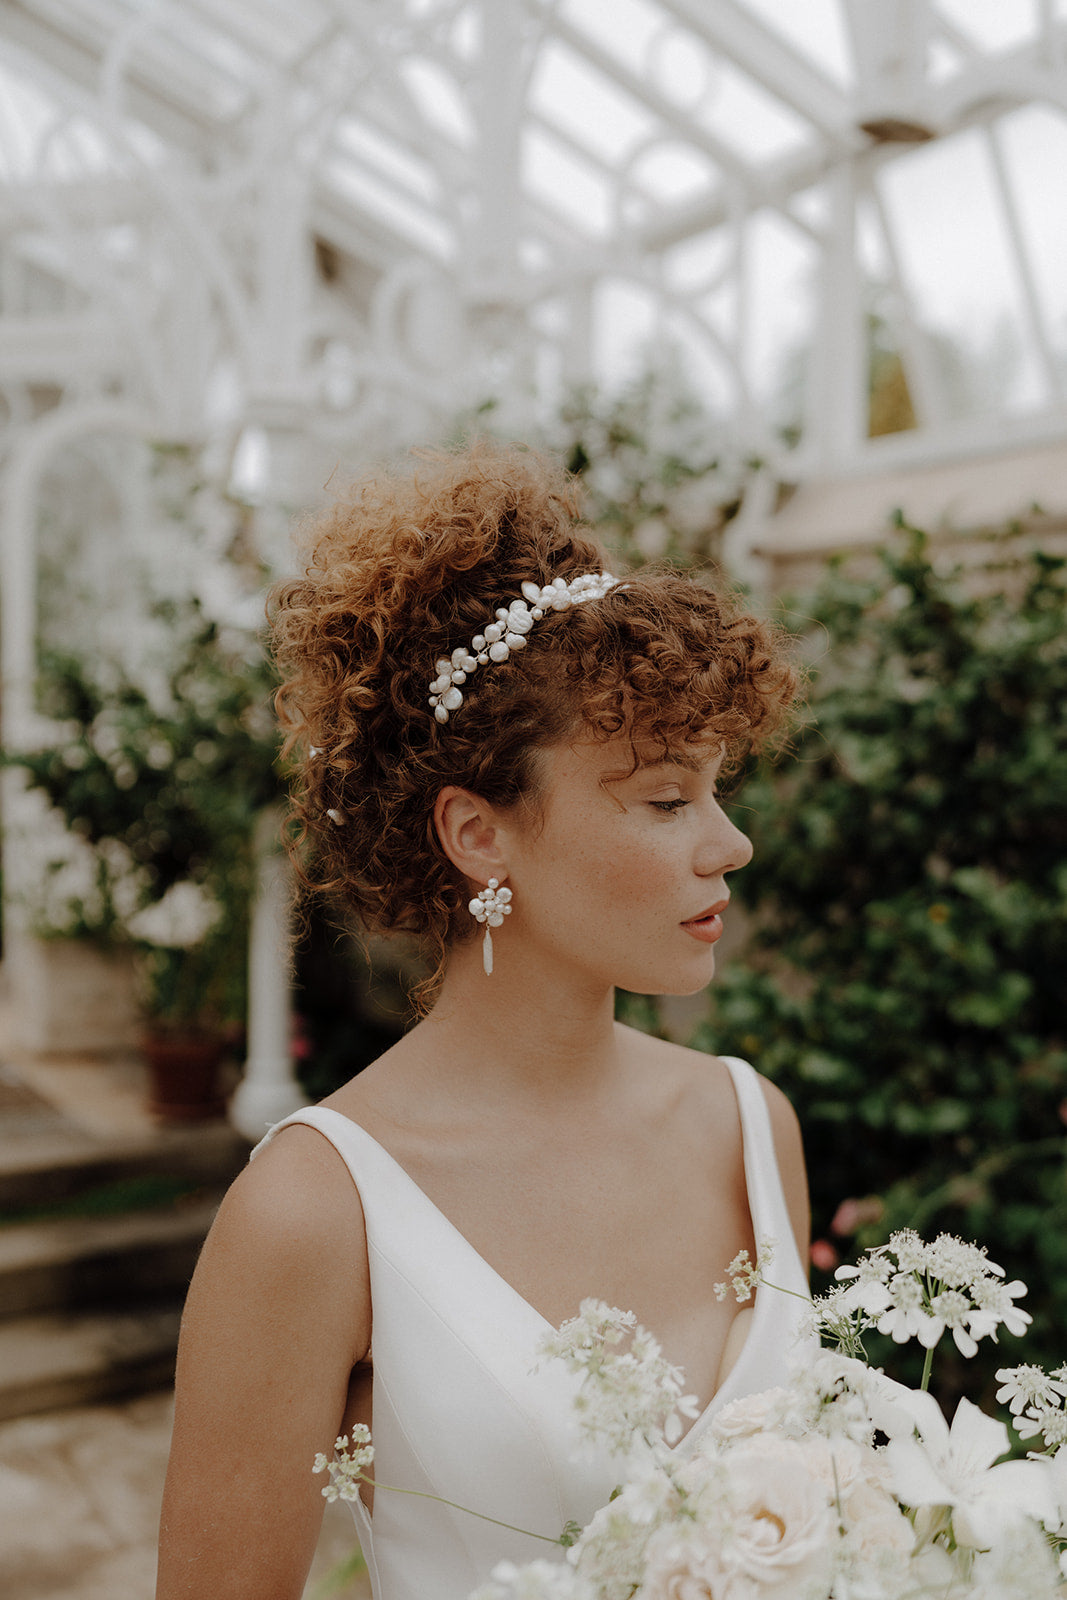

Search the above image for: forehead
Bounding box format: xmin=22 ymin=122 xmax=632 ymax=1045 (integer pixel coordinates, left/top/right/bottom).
xmin=542 ymin=731 xmax=725 ymax=788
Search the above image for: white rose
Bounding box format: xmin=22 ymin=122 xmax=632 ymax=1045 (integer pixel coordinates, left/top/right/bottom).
xmin=721 ymin=1440 xmax=836 ymax=1591
xmin=711 ymin=1389 xmax=791 ymax=1443
xmin=840 ymin=1481 xmax=915 ymax=1562
xmin=636 ymin=1528 xmax=733 ymax=1600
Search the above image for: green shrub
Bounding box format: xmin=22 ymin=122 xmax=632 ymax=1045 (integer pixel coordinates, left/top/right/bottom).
xmin=696 ymin=521 xmax=1067 ymax=1387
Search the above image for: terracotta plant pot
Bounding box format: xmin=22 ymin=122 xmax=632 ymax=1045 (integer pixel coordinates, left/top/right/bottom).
xmin=142 ymin=1029 xmax=227 ymax=1122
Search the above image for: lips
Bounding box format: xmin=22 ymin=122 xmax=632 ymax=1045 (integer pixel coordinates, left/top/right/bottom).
xmin=681 ymin=899 xmax=729 ymax=944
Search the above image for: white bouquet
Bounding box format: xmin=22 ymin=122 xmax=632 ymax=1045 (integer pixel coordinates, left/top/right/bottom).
xmin=317 ymin=1231 xmax=1067 ymax=1600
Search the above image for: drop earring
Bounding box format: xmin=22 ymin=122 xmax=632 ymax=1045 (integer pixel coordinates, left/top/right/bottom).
xmin=468 ymin=878 xmax=512 ymax=976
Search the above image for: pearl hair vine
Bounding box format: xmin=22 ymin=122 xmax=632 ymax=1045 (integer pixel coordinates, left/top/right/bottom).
xmin=428 ymin=571 xmax=620 ymax=723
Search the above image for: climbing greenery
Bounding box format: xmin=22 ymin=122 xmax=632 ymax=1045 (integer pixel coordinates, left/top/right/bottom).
xmin=696 ymin=521 xmax=1067 ymax=1379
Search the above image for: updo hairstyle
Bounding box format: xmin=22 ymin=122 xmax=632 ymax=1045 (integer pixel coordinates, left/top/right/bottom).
xmin=269 ymin=441 xmax=795 ymax=992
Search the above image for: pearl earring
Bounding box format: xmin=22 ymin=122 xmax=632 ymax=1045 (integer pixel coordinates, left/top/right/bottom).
xmin=468 ymin=878 xmax=512 ymax=976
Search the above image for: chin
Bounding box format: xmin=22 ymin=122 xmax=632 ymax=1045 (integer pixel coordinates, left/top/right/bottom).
xmin=620 ymin=957 xmax=716 ymax=998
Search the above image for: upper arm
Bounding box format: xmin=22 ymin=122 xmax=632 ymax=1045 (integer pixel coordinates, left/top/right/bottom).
xmin=757 ymin=1076 xmax=811 ymax=1273
xmin=157 ymin=1127 xmax=371 ymax=1600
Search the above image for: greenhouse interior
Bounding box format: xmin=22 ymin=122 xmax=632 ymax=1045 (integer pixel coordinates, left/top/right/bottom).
xmin=1 ymin=2 xmax=1066 ymax=1597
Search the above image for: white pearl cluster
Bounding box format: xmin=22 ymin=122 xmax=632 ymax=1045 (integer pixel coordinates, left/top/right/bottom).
xmin=468 ymin=877 xmax=513 ymax=976
xmin=468 ymin=877 xmax=512 ymax=928
xmin=428 ymin=571 xmax=618 ymax=723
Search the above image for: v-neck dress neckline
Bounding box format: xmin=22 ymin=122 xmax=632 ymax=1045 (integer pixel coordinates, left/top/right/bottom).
xmin=252 ymin=1054 xmax=812 ymax=1600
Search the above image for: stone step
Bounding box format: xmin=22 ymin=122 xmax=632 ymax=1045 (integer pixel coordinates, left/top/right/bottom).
xmin=0 ymin=1306 xmax=183 ymax=1422
xmin=0 ymin=1121 xmax=247 ymax=1213
xmin=0 ymin=1197 xmax=220 ymax=1320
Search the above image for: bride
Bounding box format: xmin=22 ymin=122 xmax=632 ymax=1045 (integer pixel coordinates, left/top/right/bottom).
xmin=156 ymin=442 xmax=810 ymax=1600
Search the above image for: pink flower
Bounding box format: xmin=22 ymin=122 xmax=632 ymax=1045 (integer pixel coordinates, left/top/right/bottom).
xmin=831 ymin=1196 xmax=885 ymax=1237
xmin=810 ymin=1239 xmax=839 ymax=1273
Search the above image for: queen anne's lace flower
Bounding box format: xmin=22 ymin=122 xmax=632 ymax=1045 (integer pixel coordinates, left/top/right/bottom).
xmin=924 ymin=1233 xmax=1003 ymax=1286
xmin=312 ymin=1424 xmax=374 ymax=1503
xmin=542 ymin=1300 xmax=699 ymax=1457
xmin=712 ymin=1238 xmax=776 ymax=1305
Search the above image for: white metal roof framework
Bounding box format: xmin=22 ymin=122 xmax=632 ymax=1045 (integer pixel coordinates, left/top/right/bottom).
xmin=2 ymin=0 xmax=1066 ymax=482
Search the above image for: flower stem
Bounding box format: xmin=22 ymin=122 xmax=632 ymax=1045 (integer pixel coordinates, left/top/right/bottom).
xmin=758 ymin=1277 xmax=810 ymax=1304
xmin=920 ymin=1344 xmax=934 ymax=1392
xmin=360 ymin=1475 xmax=561 ymax=1545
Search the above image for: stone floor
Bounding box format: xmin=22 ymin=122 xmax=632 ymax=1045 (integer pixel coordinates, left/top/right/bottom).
xmin=0 ymin=1388 xmax=372 ymax=1600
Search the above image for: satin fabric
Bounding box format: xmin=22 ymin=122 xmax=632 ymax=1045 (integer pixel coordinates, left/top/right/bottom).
xmin=252 ymin=1056 xmax=811 ymax=1600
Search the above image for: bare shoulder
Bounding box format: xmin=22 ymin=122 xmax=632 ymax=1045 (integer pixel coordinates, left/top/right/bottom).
xmin=616 ymin=1024 xmax=739 ymax=1117
xmin=618 ymin=1028 xmax=810 ymax=1264
xmin=188 ymin=1121 xmax=372 ymax=1367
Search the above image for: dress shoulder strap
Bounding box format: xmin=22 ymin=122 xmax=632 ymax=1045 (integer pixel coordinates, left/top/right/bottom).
xmin=247 ymin=1106 xmax=429 ymax=1244
xmin=249 ymin=1105 xmax=366 ymax=1163
xmin=717 ymin=1055 xmax=768 ymax=1142
xmin=717 ymin=1055 xmax=796 ymax=1261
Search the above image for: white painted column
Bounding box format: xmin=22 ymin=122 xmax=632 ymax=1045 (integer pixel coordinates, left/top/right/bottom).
xmin=803 ymin=163 xmax=866 ymax=471
xmin=230 ymin=810 xmax=305 ymax=1139
xmin=228 ymin=122 xmax=318 ymax=1137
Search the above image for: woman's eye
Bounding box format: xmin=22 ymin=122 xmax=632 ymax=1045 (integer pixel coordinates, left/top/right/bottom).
xmin=650 ymin=798 xmax=689 ymax=814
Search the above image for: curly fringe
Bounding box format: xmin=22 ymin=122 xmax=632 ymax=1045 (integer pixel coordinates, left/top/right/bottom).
xmin=269 ymin=439 xmax=797 ymax=1011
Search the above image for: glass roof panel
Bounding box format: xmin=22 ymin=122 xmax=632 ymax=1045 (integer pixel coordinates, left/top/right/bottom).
xmin=522 ymin=124 xmax=614 ymax=237
xmin=558 ymin=0 xmax=664 ymax=79
xmin=878 ymin=128 xmax=1048 ymax=410
xmin=528 ymin=38 xmax=657 ymax=166
xmin=739 ymin=0 xmax=854 ymax=86
xmin=934 ymin=0 xmax=1040 ymax=53
xmin=693 ymin=58 xmax=813 ymax=161
xmin=397 ymin=57 xmax=476 ymax=148
xmin=996 ymin=105 xmax=1067 ymax=359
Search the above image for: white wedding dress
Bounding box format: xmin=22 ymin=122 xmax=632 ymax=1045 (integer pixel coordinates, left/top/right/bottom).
xmin=252 ymin=1056 xmax=811 ymax=1600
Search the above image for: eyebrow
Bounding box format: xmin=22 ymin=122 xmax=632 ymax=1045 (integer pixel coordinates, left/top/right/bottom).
xmin=603 ymin=752 xmax=713 ymax=781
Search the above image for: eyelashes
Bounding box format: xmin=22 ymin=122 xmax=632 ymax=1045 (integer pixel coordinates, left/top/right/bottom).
xmin=648 ymin=791 xmax=722 ymax=815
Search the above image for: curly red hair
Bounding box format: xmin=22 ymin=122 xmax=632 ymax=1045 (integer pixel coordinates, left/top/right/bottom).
xmin=269 ymin=441 xmax=795 ymax=1000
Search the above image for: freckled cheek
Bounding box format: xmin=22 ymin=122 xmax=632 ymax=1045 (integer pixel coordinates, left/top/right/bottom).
xmin=571 ymin=838 xmax=679 ymax=927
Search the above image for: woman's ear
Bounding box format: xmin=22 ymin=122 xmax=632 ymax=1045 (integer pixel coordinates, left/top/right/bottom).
xmin=434 ymin=786 xmax=509 ymax=887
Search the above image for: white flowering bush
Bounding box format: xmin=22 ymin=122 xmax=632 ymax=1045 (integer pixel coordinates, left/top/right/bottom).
xmin=6 ymin=600 xmax=281 ymax=1028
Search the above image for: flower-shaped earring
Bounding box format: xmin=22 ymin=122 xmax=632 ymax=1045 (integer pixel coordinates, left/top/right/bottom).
xmin=468 ymin=878 xmax=512 ymax=976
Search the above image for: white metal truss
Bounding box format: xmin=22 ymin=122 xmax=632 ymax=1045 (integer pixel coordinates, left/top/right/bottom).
xmin=0 ymin=0 xmax=1065 ymax=491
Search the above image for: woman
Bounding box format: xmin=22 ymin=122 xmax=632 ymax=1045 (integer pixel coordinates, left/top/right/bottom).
xmin=156 ymin=442 xmax=810 ymax=1600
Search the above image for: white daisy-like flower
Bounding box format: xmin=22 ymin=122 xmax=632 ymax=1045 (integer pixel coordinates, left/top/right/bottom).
xmin=876 ymin=1272 xmax=930 ymax=1345
xmin=921 ymin=1288 xmax=980 ymax=1357
xmin=996 ymin=1365 xmax=1067 ymax=1417
xmin=1017 ymin=1405 xmax=1067 ymax=1449
xmin=970 ymin=1274 xmax=1032 ymax=1339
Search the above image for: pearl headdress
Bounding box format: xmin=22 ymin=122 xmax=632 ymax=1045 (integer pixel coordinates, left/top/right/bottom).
xmin=428 ymin=571 xmax=619 ymax=723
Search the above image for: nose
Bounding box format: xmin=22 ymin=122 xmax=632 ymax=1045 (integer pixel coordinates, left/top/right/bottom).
xmin=696 ymin=804 xmax=753 ymax=877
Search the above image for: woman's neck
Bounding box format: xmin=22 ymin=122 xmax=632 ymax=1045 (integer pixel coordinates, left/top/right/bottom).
xmin=410 ymin=936 xmax=623 ymax=1107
